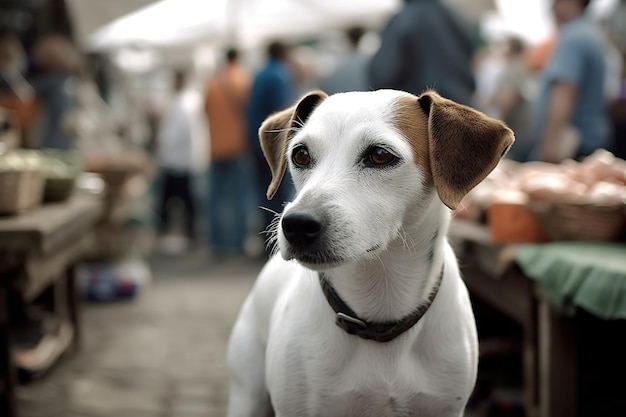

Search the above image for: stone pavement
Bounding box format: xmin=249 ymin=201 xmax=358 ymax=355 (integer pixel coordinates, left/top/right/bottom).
xmin=17 ymin=250 xmax=263 ymax=417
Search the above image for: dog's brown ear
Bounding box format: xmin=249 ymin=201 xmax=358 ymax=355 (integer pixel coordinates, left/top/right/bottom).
xmin=417 ymin=91 xmax=514 ymax=210
xmin=259 ymin=90 xmax=328 ymax=199
xmin=259 ymin=106 xmax=295 ymax=200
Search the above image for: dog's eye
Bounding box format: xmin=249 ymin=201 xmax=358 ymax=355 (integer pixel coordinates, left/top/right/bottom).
xmin=365 ymin=146 xmax=398 ymax=167
xmin=292 ymin=146 xmax=311 ymax=168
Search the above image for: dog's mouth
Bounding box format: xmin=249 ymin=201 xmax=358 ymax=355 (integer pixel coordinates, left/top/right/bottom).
xmin=284 ymin=248 xmax=345 ymax=270
xmin=285 ymin=243 xmax=383 ymax=270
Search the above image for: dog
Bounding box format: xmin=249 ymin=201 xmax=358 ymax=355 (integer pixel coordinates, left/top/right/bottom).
xmin=227 ymin=89 xmax=514 ymax=417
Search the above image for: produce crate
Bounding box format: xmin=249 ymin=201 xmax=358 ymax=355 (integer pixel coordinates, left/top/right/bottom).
xmin=0 ymin=170 xmax=45 ymax=215
xmin=0 ymin=128 xmax=19 ymax=153
xmin=528 ymin=201 xmax=626 ymax=241
xmin=39 ymin=150 xmax=83 ymax=203
xmin=43 ymin=176 xmax=76 ymax=202
xmin=0 ymin=107 xmax=20 ymax=153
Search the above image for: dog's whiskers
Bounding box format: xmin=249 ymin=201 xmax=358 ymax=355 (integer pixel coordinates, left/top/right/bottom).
xmin=262 ymin=229 xmax=279 ymax=257
xmin=373 ymin=252 xmax=387 ymax=275
xmin=404 ymin=230 xmax=418 ymax=252
xmin=267 ymin=126 xmax=302 ymax=135
xmin=292 ymin=117 xmax=306 ymax=129
xmin=397 ymin=227 xmax=417 ymax=253
xmin=259 ymin=207 xmax=283 ymax=256
xmin=259 ymin=206 xmax=279 ymax=215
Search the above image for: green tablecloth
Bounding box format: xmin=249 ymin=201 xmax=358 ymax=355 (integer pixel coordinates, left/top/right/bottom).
xmin=516 ymin=242 xmax=626 ymax=319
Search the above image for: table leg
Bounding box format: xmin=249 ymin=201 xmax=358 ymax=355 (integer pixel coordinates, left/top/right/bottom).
xmin=65 ymin=265 xmax=81 ymax=350
xmin=462 ymin=265 xmax=540 ymax=416
xmin=0 ymin=286 xmax=18 ymax=417
xmin=538 ymin=296 xmax=577 ymax=417
xmin=522 ymin=317 xmax=539 ymax=417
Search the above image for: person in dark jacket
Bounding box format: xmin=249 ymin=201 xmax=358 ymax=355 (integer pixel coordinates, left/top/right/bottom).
xmin=369 ymin=0 xmax=476 ymax=106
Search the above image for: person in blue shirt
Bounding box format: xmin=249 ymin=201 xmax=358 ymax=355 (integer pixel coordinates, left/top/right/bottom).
xmin=532 ymin=0 xmax=610 ymax=162
xmin=246 ymin=41 xmax=295 ymax=244
xmin=369 ymin=0 xmax=476 ymax=106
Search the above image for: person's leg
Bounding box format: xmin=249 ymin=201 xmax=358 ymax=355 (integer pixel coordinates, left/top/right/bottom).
xmin=227 ymin=157 xmax=252 ymax=251
xmin=208 ymin=161 xmax=230 ymax=252
xmin=179 ymin=172 xmax=196 ymax=243
xmin=157 ymin=170 xmax=175 ymax=235
xmin=215 ymin=159 xmax=249 ymax=254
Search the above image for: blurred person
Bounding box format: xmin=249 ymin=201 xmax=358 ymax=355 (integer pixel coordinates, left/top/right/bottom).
xmin=156 ymin=70 xmax=199 ymax=249
xmin=29 ymin=33 xmax=80 ymax=149
xmin=320 ymin=26 xmax=371 ymax=94
xmin=246 ymin=40 xmax=295 ymax=243
xmin=609 ymin=60 xmax=626 ymax=159
xmin=489 ymin=37 xmax=535 ymax=161
xmin=604 ymin=0 xmax=626 ymax=55
xmin=525 ymin=35 xmax=558 ymax=74
xmin=368 ymin=0 xmax=476 ymax=106
xmin=603 ymin=36 xmax=623 ymax=103
xmin=606 ymin=0 xmax=626 ymax=159
xmin=0 ymin=31 xmax=36 ymax=135
xmin=289 ymin=44 xmax=320 ymax=97
xmin=204 ymin=47 xmax=253 ymax=255
xmin=0 ymin=31 xmax=29 ymax=94
xmin=473 ymin=44 xmax=506 ymax=117
xmin=531 ymin=0 xmax=610 ymax=162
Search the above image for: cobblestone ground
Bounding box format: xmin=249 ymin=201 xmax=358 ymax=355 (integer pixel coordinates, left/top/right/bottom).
xmin=17 ymin=250 xmax=263 ymax=417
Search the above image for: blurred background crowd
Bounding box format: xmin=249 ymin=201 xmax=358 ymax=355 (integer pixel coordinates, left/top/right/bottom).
xmin=1 ymin=0 xmax=625 ymax=258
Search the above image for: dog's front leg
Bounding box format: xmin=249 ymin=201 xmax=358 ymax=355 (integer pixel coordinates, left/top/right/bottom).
xmin=226 ymin=301 xmax=274 ymax=417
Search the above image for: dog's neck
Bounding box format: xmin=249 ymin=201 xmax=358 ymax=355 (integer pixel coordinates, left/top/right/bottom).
xmin=323 ymin=195 xmax=449 ymax=323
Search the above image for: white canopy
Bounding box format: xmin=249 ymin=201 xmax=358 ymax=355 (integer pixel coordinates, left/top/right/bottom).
xmin=84 ymin=0 xmax=401 ymax=51
xmin=66 ymin=0 xmax=158 ymax=46
xmin=78 ymin=0 xmax=621 ymax=53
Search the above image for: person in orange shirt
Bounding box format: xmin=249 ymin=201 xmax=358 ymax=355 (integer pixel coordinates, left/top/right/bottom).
xmin=204 ymin=48 xmax=253 ymax=255
xmin=525 ymin=34 xmax=557 ymax=73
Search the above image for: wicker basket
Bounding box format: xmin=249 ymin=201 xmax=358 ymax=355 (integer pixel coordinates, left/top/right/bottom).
xmin=0 ymin=169 xmax=45 ymax=215
xmin=0 ymin=108 xmax=20 ymax=153
xmin=0 ymin=129 xmax=19 ymax=153
xmin=528 ymin=201 xmax=626 ymax=241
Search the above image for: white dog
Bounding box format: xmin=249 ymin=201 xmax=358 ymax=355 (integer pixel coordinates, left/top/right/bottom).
xmin=227 ymin=89 xmax=514 ymax=417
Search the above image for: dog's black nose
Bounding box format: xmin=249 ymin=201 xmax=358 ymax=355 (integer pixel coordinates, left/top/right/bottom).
xmin=281 ymin=212 xmax=322 ymax=246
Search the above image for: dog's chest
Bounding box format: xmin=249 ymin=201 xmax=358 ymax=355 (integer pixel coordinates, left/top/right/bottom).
xmin=267 ymin=334 xmax=460 ymax=417
xmin=271 ymin=377 xmax=456 ymax=417
xmin=319 ymin=387 xmax=458 ymax=417
xmin=264 ymin=274 xmax=470 ymax=417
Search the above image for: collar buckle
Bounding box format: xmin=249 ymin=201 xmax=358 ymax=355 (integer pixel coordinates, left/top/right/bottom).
xmin=336 ymin=312 xmax=367 ymax=328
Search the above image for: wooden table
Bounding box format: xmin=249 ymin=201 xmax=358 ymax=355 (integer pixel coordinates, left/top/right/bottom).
xmin=0 ymin=195 xmax=103 ymax=417
xmin=450 ymin=220 xmax=577 ymax=417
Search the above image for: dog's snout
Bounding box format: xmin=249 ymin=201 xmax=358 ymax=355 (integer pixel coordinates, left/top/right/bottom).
xmin=282 ymin=212 xmax=323 ymax=246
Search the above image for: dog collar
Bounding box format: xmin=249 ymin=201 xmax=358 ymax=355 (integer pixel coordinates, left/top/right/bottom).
xmin=319 ymin=266 xmax=444 ymax=343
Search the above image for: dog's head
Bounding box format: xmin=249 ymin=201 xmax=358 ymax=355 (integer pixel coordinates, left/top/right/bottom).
xmin=260 ymin=90 xmax=513 ymax=270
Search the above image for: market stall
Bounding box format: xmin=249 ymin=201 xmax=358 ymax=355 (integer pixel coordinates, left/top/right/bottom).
xmin=0 ymin=132 xmax=152 ymax=417
xmin=451 ymin=150 xmax=626 ymax=417
xmin=0 ymin=192 xmax=103 ymax=417
xmin=1 ymin=27 xmax=153 ymax=416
